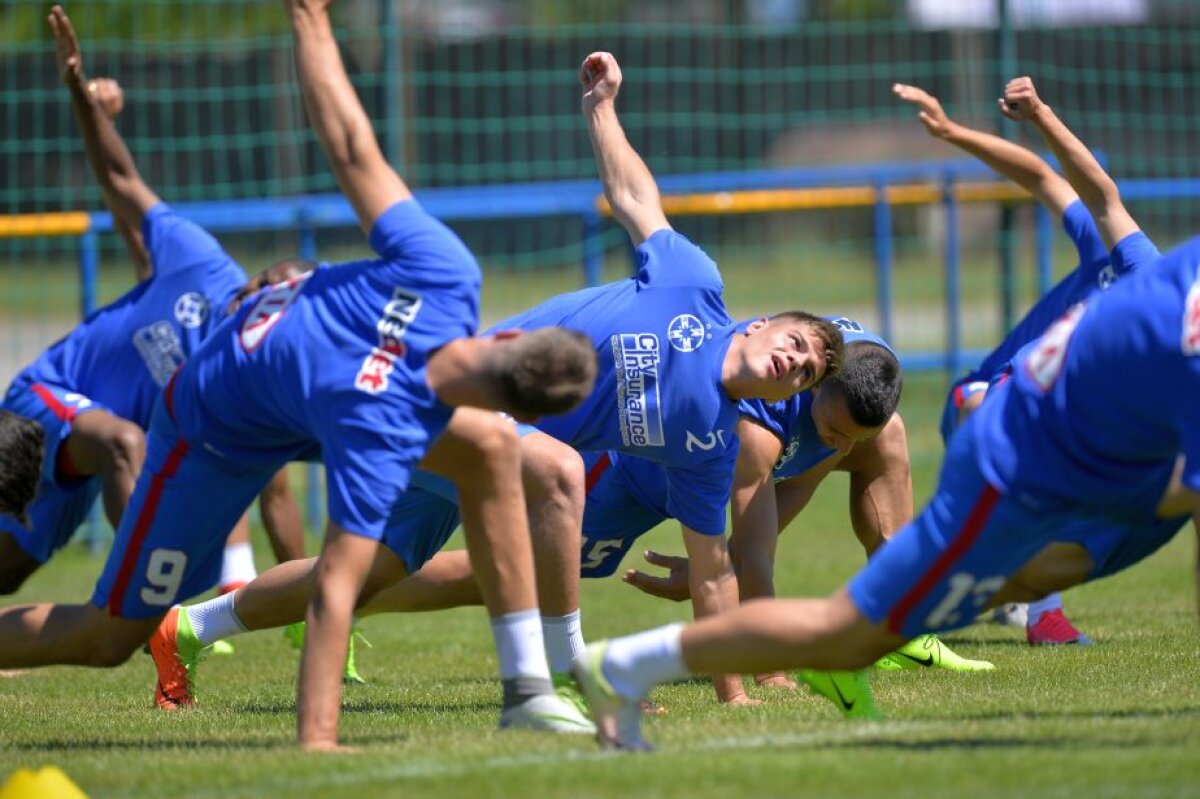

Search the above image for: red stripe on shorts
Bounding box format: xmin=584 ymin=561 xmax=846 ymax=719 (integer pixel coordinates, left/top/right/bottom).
xmin=31 ymin=383 xmax=77 ymax=422
xmin=163 ymin=370 xmax=179 ymax=422
xmin=106 ymin=438 xmax=191 ymax=617
xmin=584 ymin=452 xmax=613 ymax=493
xmin=886 ymin=483 xmax=1001 ymax=634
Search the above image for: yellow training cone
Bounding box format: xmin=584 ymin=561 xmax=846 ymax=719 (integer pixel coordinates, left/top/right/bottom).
xmin=0 ymin=767 xmax=88 ymax=799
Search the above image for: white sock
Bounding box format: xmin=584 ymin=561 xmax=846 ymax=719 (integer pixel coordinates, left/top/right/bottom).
xmin=1026 ymin=593 xmax=1063 ymax=626
xmin=542 ymin=610 xmax=585 ymax=673
xmin=186 ymin=592 xmax=248 ymax=646
xmin=602 ymin=623 xmax=687 ymax=699
xmin=219 ymin=542 xmax=256 ymax=589
xmin=489 ymin=609 xmax=551 ymax=681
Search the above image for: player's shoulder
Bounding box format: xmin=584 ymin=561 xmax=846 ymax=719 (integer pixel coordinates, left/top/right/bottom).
xmin=634 ymin=229 xmax=723 ymax=292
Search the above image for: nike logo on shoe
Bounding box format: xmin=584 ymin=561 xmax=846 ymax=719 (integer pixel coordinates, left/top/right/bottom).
xmin=896 ymin=651 xmax=935 ymax=667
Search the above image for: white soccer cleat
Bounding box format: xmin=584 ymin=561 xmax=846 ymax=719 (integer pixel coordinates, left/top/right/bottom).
xmin=498 ymin=693 xmax=596 ymax=735
xmin=572 ymin=641 xmax=652 ymax=751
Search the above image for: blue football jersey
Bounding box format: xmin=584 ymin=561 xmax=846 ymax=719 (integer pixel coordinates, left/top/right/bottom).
xmin=487 ymin=229 xmax=740 ymax=534
xmin=9 ymin=203 xmax=247 ymax=429
xmin=963 ymin=201 xmax=1149 ymax=385
xmin=740 ymin=316 xmax=894 ymax=482
xmin=974 ymin=236 xmax=1200 ymax=520
xmin=168 ymin=200 xmax=481 ymax=538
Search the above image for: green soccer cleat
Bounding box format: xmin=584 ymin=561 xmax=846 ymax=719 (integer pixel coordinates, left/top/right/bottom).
xmin=571 ymin=641 xmax=652 ymax=750
xmin=874 ymin=634 xmax=995 ymax=672
xmin=283 ymin=620 xmax=371 ymax=685
xmin=209 ymin=639 xmax=235 ymax=656
xmin=552 ymin=670 xmax=591 ymax=719
xmin=797 ymin=669 xmax=882 ymax=720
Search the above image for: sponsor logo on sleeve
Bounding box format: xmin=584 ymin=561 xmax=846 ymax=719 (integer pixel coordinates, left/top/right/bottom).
xmin=239 ymin=274 xmax=311 ymax=352
xmin=173 ymin=292 xmax=210 ymax=329
xmin=355 ymin=288 xmax=423 ymax=395
xmin=133 ymin=321 xmax=186 ymax=387
xmin=612 ymin=333 xmax=664 ymax=447
xmin=1024 ymin=303 xmax=1085 ymax=391
xmin=1183 ymin=280 xmax=1200 ymax=356
xmin=667 ymin=313 xmax=709 ymax=353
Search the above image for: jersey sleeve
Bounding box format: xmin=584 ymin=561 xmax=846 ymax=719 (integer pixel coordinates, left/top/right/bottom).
xmin=1060 ymin=200 xmax=1109 ymax=274
xmin=368 ymin=199 xmax=482 ymax=288
xmin=662 ymin=448 xmax=737 ymax=535
xmin=634 ymin=230 xmax=724 ymax=293
xmin=737 ymin=397 xmax=788 ymax=447
xmin=141 ymin=202 xmax=231 ymax=279
xmin=1110 ymin=231 xmax=1162 ymax=276
xmin=321 ymin=434 xmax=414 ymax=540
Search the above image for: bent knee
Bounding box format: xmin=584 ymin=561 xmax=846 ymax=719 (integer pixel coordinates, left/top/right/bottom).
xmin=107 ymin=424 xmax=146 ymax=472
xmin=521 ymin=438 xmax=584 ymax=502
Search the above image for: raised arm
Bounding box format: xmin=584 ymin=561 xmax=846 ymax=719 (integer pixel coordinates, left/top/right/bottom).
xmin=893 ymin=83 xmax=1077 ymax=218
xmin=48 ymin=7 xmax=159 ymax=240
xmin=580 ymin=52 xmax=669 ymax=245
xmin=286 ymin=0 xmax=410 ymax=236
xmin=1000 ymin=76 xmax=1138 ymax=250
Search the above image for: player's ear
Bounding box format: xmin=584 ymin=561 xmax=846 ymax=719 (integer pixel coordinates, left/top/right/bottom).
xmin=744 ymin=317 xmax=769 ymax=335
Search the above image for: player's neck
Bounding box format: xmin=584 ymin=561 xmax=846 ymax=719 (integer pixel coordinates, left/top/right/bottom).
xmin=426 ymin=339 xmax=501 ymax=412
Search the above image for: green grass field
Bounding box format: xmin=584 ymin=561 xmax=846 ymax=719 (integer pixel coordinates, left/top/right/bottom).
xmin=1 ymin=373 xmax=1197 ymax=798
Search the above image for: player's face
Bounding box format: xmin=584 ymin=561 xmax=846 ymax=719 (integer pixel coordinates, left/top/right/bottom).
xmin=811 ymin=387 xmax=885 ymax=453
xmin=739 ymin=318 xmax=827 ymax=402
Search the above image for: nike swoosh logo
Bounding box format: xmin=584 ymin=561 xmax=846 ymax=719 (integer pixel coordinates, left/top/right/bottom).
xmin=897 ymin=652 xmax=935 ymax=667
xmin=830 ymin=679 xmax=855 ymax=711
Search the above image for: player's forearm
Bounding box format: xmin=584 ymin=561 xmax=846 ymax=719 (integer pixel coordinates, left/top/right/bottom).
xmin=290 ymin=10 xmax=386 ymax=198
xmin=66 ymin=81 xmax=151 ymax=229
xmin=584 ymin=99 xmax=665 ymax=244
xmin=942 ymin=121 xmax=1071 ymax=213
xmin=687 ymin=566 xmax=746 ymax=702
xmin=296 ymin=570 xmax=356 ymax=748
xmin=1027 ymin=105 xmax=1122 ymax=234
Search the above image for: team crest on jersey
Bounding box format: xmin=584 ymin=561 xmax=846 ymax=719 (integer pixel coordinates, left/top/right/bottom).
xmin=133 ymin=321 xmax=186 ymax=387
xmin=355 ymin=288 xmax=423 ymax=394
xmin=173 ymin=292 xmax=210 ymax=329
xmin=612 ymin=333 xmax=664 ymax=447
xmin=1096 ymin=265 xmax=1117 ymax=290
xmin=667 ymin=314 xmax=709 ymax=353
xmin=239 ymin=274 xmax=312 ymax=352
xmin=1183 ymin=280 xmax=1200 ymax=356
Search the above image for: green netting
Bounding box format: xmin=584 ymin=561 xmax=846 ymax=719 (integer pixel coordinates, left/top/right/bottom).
xmin=4 ymin=0 xmax=1200 ymax=372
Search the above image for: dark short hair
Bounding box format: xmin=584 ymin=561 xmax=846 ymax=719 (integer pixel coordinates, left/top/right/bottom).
xmin=0 ymin=410 xmax=45 ymax=526
xmin=769 ymin=311 xmax=845 ymax=383
xmin=823 ymin=341 xmax=903 ymax=428
xmin=493 ymin=327 xmax=597 ymax=417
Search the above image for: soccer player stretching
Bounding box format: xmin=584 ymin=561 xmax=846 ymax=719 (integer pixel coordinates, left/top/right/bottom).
xmin=572 ymin=82 xmax=1200 ymax=751
xmin=893 ymin=78 xmax=1160 ymax=644
xmin=0 ymin=0 xmax=597 ymax=751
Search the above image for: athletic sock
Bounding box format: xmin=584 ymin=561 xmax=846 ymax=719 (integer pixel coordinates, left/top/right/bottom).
xmin=186 ymin=592 xmax=248 ymax=646
xmin=542 ymin=609 xmax=585 ymax=673
xmin=490 ymin=608 xmax=552 ymax=682
xmin=1026 ymin=593 xmax=1063 ymax=627
xmin=602 ymin=623 xmax=687 ymax=700
xmin=219 ymin=542 xmax=256 ymax=591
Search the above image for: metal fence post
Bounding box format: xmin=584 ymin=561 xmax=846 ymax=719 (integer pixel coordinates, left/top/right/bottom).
xmin=944 ymin=176 xmax=962 ymax=376
xmin=872 ymin=184 xmax=895 ymax=344
xmin=297 ymin=213 xmax=324 ymax=536
xmin=1035 ymin=203 xmax=1053 ymax=296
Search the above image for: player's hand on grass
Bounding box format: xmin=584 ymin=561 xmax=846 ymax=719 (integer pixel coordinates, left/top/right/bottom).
xmin=722 ymin=692 xmax=763 ymax=707
xmin=892 ymin=83 xmax=954 ymax=139
xmin=580 ymin=51 xmax=622 ymax=109
xmin=621 ymin=550 xmax=691 ymax=602
xmin=999 ymin=76 xmax=1045 ymax=122
xmin=755 ymin=671 xmax=799 ymax=690
xmin=48 ymin=5 xmax=87 ymax=92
